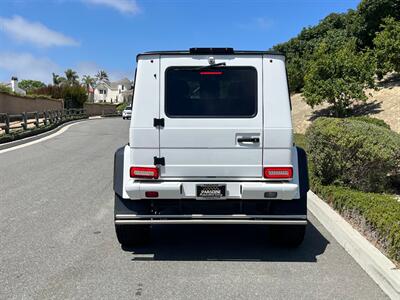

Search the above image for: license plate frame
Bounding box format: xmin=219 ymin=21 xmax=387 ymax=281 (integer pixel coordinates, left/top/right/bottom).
xmin=196 ymin=184 xmax=226 ymax=199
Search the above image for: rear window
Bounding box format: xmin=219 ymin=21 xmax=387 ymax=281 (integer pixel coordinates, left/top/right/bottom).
xmin=126 ymin=107 xmax=132 ymax=110
xmin=165 ymin=66 xmax=257 ymax=118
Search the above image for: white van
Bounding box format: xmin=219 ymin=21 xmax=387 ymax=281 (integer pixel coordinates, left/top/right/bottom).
xmin=114 ymin=48 xmax=309 ymax=247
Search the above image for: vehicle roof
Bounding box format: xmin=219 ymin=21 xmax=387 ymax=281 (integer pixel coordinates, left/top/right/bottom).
xmin=136 ymin=49 xmax=284 ymax=61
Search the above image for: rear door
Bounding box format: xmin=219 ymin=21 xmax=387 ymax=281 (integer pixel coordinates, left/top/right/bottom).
xmin=159 ymin=55 xmax=263 ymax=178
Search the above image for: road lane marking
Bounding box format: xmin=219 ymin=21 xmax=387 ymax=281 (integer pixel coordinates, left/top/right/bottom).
xmin=0 ymin=121 xmax=85 ymax=155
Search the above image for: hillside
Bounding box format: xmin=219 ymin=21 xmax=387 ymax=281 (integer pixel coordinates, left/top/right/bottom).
xmin=291 ymin=81 xmax=400 ymax=133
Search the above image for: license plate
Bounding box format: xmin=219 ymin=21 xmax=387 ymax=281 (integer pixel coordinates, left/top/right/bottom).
xmin=196 ymin=184 xmax=226 ymax=198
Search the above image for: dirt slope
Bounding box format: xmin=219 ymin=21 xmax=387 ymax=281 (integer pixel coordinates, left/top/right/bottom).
xmin=291 ymin=83 xmax=400 ymax=133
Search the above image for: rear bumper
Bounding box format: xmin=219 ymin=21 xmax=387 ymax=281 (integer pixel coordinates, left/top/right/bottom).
xmin=125 ymin=181 xmax=299 ymax=200
xmin=115 ymin=214 xmax=307 ymax=225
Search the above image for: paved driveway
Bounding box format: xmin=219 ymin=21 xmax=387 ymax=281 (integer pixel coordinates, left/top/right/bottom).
xmin=0 ymin=118 xmax=387 ymax=299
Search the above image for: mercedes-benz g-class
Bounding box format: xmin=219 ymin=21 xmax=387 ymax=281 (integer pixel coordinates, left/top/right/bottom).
xmin=114 ymin=48 xmax=309 ymax=247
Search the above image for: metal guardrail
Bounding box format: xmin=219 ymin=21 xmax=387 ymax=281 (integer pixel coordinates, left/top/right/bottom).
xmin=0 ymin=108 xmax=86 ymax=135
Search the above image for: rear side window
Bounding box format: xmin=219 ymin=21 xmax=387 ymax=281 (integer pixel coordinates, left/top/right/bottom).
xmin=165 ymin=67 xmax=257 ymax=118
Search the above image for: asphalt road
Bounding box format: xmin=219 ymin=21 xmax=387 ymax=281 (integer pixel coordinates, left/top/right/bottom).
xmin=0 ymin=118 xmax=388 ymax=299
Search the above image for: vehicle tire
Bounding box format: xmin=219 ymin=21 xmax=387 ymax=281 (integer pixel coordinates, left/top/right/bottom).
xmin=269 ymin=225 xmax=306 ymax=247
xmin=115 ymin=224 xmax=150 ymax=247
xmin=122 ymin=117 xmax=125 ymax=120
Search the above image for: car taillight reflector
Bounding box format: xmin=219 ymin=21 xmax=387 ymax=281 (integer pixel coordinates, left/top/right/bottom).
xmin=263 ymin=167 xmax=293 ymax=179
xmin=145 ymin=191 xmax=159 ymax=198
xmin=130 ymin=167 xmax=159 ymax=179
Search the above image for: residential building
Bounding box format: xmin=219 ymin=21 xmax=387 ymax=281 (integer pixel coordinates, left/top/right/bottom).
xmin=93 ymin=78 xmax=133 ymax=103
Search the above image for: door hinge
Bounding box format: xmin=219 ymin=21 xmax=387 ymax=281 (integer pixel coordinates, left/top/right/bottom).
xmin=153 ymin=118 xmax=165 ymax=128
xmin=154 ymin=156 xmax=165 ymax=166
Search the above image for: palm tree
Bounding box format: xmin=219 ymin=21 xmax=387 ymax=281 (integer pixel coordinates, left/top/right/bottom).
xmin=81 ymin=75 xmax=96 ymax=102
xmin=52 ymin=73 xmax=65 ymax=85
xmin=65 ymin=69 xmax=79 ymax=85
xmin=52 ymin=73 xmax=59 ymax=85
xmin=81 ymin=75 xmax=95 ymax=88
xmin=96 ymin=70 xmax=109 ymax=83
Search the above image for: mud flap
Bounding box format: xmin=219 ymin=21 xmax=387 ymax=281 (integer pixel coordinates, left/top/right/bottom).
xmin=113 ymin=146 xmax=125 ymax=198
xmin=271 ymin=146 xmax=309 ymax=216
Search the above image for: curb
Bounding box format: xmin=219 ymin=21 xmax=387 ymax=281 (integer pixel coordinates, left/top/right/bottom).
xmin=308 ymin=191 xmax=400 ymax=299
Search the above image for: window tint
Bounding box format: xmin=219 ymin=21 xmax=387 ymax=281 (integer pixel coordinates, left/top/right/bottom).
xmin=165 ymin=67 xmax=257 ymax=118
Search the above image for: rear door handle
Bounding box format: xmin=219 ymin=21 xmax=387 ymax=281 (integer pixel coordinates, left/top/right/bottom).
xmin=237 ymin=137 xmax=260 ymax=143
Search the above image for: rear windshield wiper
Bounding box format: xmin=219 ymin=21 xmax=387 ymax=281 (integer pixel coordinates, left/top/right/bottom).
xmin=171 ymin=63 xmax=227 ymax=72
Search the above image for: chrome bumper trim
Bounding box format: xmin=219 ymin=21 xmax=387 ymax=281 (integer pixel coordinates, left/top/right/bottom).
xmin=115 ymin=219 xmax=307 ymax=225
xmin=115 ymin=214 xmax=307 ymax=225
xmin=115 ymin=214 xmax=307 ymax=220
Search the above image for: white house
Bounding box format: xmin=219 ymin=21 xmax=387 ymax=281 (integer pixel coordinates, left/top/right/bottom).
xmin=93 ymin=78 xmax=133 ymax=103
xmin=1 ymin=77 xmax=27 ymax=95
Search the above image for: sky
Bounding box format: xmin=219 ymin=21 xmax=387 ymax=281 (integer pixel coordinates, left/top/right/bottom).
xmin=0 ymin=0 xmax=359 ymax=84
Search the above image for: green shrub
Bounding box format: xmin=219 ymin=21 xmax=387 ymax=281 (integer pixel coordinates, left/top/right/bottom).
xmin=306 ymin=117 xmax=400 ymax=192
xmin=296 ymin=133 xmax=400 ymax=264
xmin=32 ymin=85 xmax=87 ymax=108
xmin=116 ymin=102 xmax=129 ymax=112
xmin=313 ymin=184 xmax=400 ymax=263
xmin=349 ymin=116 xmax=391 ymax=129
xmin=32 ymin=85 xmax=64 ymax=99
xmin=62 ymin=85 xmax=87 ymax=108
xmin=294 ymin=133 xmax=307 ymax=150
xmin=0 ymin=84 xmax=12 ymax=94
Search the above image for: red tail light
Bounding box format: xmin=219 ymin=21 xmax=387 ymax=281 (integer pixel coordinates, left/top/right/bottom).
xmin=200 ymin=71 xmax=223 ymax=75
xmin=130 ymin=166 xmax=159 ymax=179
xmin=145 ymin=191 xmax=159 ymax=198
xmin=263 ymin=167 xmax=293 ymax=179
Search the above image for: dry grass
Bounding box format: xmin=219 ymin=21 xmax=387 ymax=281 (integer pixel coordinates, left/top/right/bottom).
xmin=291 ymin=81 xmax=400 ymax=133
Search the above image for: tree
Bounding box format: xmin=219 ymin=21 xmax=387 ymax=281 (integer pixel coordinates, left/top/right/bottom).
xmin=357 ymin=0 xmax=400 ymax=48
xmin=52 ymin=73 xmax=66 ymax=85
xmin=18 ymin=80 xmax=46 ymax=93
xmin=286 ymin=55 xmax=306 ymax=93
xmin=96 ymin=70 xmax=109 ymax=83
xmin=270 ymin=1 xmax=400 ymax=93
xmin=81 ymin=75 xmax=95 ymax=89
xmin=374 ymin=17 xmax=400 ymax=79
xmin=81 ymin=75 xmax=95 ymax=102
xmin=31 ymin=84 xmax=87 ymax=108
xmin=64 ymin=69 xmax=79 ymax=85
xmin=303 ymin=38 xmax=375 ymax=117
xmin=62 ymin=85 xmax=88 ymax=108
xmin=271 ymin=12 xmax=358 ymax=93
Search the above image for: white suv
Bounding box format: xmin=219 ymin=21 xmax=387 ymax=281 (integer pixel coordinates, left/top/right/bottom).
xmin=114 ymin=48 xmax=309 ymax=247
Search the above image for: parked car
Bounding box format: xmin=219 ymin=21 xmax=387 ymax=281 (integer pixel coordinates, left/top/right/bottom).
xmin=122 ymin=106 xmax=132 ymax=119
xmin=113 ymin=48 xmax=309 ymax=247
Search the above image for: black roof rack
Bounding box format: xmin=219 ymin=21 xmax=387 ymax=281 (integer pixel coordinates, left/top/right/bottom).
xmin=190 ymin=47 xmax=234 ymax=54
xmin=136 ymin=48 xmax=284 ymax=61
